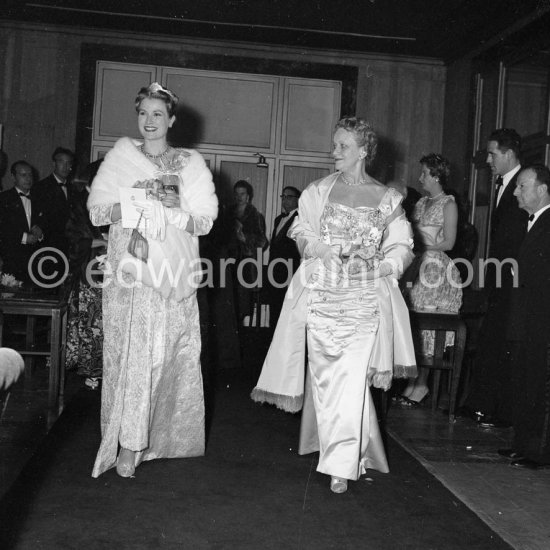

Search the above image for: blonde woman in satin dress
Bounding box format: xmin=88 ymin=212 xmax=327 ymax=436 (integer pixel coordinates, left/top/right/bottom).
xmin=252 ymin=117 xmax=416 ymax=493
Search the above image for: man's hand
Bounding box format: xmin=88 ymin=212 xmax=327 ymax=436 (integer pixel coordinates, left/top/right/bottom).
xmin=26 ymin=233 xmax=39 ymax=245
xmin=30 ymin=225 xmax=44 ymax=240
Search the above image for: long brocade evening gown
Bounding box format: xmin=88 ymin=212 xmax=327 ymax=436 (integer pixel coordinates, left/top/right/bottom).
xmin=89 ymin=150 xmax=208 ymax=478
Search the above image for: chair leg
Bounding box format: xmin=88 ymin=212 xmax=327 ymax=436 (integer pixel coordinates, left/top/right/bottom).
xmin=432 ymin=370 xmax=441 ymax=412
xmin=448 ymin=363 xmax=462 ymax=422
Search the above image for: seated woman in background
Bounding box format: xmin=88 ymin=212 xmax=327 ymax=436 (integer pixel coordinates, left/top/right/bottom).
xmin=400 ymin=153 xmax=463 ymax=405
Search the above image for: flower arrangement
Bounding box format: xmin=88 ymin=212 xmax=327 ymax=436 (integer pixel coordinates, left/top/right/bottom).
xmin=342 ymin=226 xmax=385 ymax=274
xmin=0 ymin=273 xmax=23 ymax=288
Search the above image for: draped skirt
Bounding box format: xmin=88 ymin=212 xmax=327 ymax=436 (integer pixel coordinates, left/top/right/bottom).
xmin=298 ymin=273 xmax=389 ymax=480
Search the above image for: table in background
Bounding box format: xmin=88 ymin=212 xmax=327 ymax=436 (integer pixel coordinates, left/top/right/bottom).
xmin=0 ymin=282 xmax=71 ymax=413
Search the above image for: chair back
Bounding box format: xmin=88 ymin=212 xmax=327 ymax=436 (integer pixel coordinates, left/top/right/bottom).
xmin=409 ymin=311 xmax=467 ymax=421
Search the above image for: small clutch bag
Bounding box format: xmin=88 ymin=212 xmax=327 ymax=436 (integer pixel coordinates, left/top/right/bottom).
xmin=127 ymin=211 xmax=148 ymax=262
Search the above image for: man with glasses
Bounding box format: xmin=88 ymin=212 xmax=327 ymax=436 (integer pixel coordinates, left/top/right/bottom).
xmin=267 ymin=186 xmax=301 ymax=326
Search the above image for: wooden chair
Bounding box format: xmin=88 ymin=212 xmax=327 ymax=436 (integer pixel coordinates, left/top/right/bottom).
xmin=409 ymin=311 xmax=467 ymax=422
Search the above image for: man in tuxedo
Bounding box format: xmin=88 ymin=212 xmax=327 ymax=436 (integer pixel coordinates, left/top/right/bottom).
xmin=498 ymin=164 xmax=550 ymax=468
xmin=463 ymin=128 xmax=528 ymax=427
xmin=34 ymin=147 xmax=74 ymax=257
xmin=0 ymin=161 xmax=45 ymax=283
xmin=267 ymin=186 xmax=301 ymax=326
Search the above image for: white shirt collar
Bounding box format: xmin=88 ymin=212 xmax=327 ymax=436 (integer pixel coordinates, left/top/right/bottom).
xmin=528 ymin=203 xmax=550 ymax=230
xmin=502 ymin=164 xmax=521 ymax=188
xmin=283 ymin=208 xmax=297 ymax=218
xmin=15 ymin=186 xmax=31 ymax=197
xmin=275 ymin=208 xmax=297 ymax=234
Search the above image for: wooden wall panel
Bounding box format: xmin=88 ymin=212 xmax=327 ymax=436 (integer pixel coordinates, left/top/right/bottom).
xmin=281 ymin=163 xmax=331 ymax=193
xmin=0 ymin=29 xmax=81 ymax=186
xmin=164 ymin=69 xmax=278 ymax=151
xmin=281 ymin=79 xmax=341 ymax=155
xmin=442 ymin=57 xmax=474 ymax=196
xmin=94 ymin=63 xmax=158 ymax=141
xmin=504 ymin=66 xmax=549 ymax=138
xmin=0 ymin=20 xmax=446 ymax=196
xmin=358 ymin=63 xmax=445 ymax=190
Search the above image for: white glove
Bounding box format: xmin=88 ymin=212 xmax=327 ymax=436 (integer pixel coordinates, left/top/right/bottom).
xmin=133 ymin=199 xmax=167 ymax=241
xmin=164 ymin=207 xmax=192 ymax=231
xmin=308 ymin=241 xmax=342 ymax=272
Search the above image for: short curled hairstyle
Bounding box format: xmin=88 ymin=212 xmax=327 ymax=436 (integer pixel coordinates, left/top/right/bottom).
xmin=489 ymin=128 xmax=522 ymax=158
xmin=334 ymin=117 xmax=378 ymax=167
xmin=234 ymin=179 xmax=253 ymax=201
xmin=135 ymin=82 xmax=179 ymax=117
xmin=420 ymin=153 xmax=451 ymax=188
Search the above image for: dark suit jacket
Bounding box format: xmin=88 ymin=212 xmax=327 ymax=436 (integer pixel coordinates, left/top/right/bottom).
xmin=506 ymin=207 xmax=550 ymax=462
xmin=0 ymin=187 xmax=46 ymax=281
xmin=268 ymin=211 xmax=300 ymax=285
xmin=34 ymin=173 xmax=72 ymax=254
xmin=487 ymin=169 xmax=528 ymax=291
xmin=507 ymin=208 xmax=550 ymax=342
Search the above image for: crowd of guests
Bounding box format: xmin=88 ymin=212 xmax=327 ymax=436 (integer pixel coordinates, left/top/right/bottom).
xmin=2 ymin=80 xmax=549 ymax=489
xmin=0 ymin=148 xmax=74 ymax=285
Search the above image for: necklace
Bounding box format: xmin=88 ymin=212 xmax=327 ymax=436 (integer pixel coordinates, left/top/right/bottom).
xmin=140 ymin=145 xmax=170 ymax=160
xmin=427 ymin=191 xmax=445 ymax=200
xmin=340 ymin=172 xmax=366 ymax=186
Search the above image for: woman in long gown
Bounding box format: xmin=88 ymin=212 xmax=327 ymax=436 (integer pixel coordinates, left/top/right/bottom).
xmin=252 ymin=117 xmax=416 ymax=493
xmin=227 ymin=180 xmax=268 ymax=323
xmin=400 ymin=154 xmax=463 ymax=405
xmin=87 ymin=83 xmax=218 ymax=478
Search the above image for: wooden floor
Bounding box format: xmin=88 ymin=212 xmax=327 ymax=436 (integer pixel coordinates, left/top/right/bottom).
xmin=387 ymin=404 xmax=550 ymax=550
xmin=1 ymin=364 xmax=550 ymax=549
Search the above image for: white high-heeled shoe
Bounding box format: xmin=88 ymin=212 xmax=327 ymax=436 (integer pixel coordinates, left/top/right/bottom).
xmin=330 ymin=476 xmax=348 ymax=494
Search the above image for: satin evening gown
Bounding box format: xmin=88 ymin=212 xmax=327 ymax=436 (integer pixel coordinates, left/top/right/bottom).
xmin=298 ymin=197 xmax=395 ymax=480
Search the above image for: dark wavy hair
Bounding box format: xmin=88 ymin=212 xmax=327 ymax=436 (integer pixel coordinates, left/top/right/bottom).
xmin=52 ymin=147 xmax=74 ymax=161
xmin=420 ymin=153 xmax=451 ymax=188
xmin=489 ymin=128 xmax=522 ymax=158
xmin=234 ymin=180 xmax=253 ymax=201
xmin=334 ymin=117 xmax=378 ymax=168
xmin=135 ymin=82 xmax=179 ymax=117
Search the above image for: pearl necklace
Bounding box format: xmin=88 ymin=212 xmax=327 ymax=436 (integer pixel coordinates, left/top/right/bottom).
xmin=427 ymin=191 xmax=445 ymax=200
xmin=340 ymin=172 xmax=366 ymax=186
xmin=140 ymin=145 xmax=170 ymax=160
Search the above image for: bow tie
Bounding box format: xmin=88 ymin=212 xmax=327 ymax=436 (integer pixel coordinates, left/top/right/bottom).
xmin=59 ymin=181 xmax=67 ymax=187
xmin=280 ymin=212 xmax=289 ymax=218
xmin=18 ymin=192 xmax=31 ymax=199
xmin=528 ymin=214 xmax=535 ymax=222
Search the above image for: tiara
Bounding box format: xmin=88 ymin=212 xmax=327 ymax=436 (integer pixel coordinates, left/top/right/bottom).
xmin=148 ymin=82 xmax=178 ymax=103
